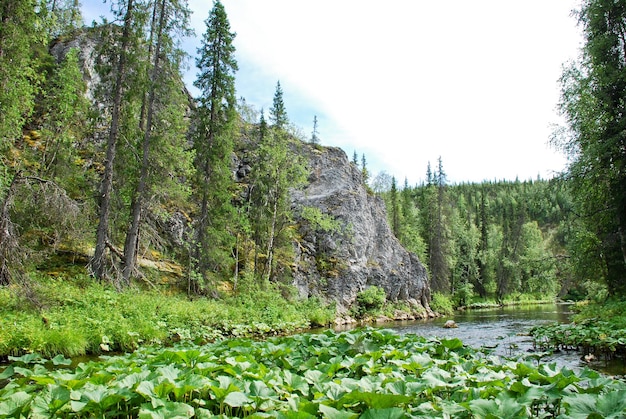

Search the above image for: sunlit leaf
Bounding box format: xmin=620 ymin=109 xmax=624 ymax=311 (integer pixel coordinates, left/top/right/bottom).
xmin=224 ymin=391 xmax=251 ymax=407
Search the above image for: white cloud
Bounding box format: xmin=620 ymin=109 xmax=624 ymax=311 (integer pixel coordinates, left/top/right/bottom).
xmin=87 ymin=0 xmax=583 ymax=184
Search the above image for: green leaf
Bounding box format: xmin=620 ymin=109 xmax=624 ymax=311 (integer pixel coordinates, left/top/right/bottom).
xmin=360 ymin=407 xmax=406 ymax=419
xmin=138 ymin=401 xmax=194 ymax=418
xmin=224 ymin=391 xmax=251 ymax=407
xmin=319 ymin=404 xmax=358 ymax=419
xmin=0 ymin=391 xmax=32 ymax=416
xmin=440 ymin=338 xmax=464 ymax=350
xmin=0 ymin=365 xmax=14 ymax=380
xmin=51 ymin=354 xmax=72 ymax=366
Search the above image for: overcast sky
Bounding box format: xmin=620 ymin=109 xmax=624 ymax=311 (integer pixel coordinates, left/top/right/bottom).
xmin=84 ymin=1 xmax=583 ymax=185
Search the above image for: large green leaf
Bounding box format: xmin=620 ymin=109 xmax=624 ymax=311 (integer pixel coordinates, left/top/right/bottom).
xmin=224 ymin=391 xmax=252 ymax=408
xmin=360 ymin=407 xmax=406 ymax=419
xmin=138 ymin=401 xmax=194 ymax=418
xmin=318 ymin=404 xmax=358 ymax=419
xmin=0 ymin=391 xmax=31 ymax=417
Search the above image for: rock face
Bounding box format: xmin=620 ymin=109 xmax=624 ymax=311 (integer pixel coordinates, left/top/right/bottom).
xmin=291 ymin=144 xmax=432 ymax=315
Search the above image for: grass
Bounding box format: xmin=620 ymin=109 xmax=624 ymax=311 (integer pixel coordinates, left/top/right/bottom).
xmin=0 ymin=274 xmax=336 ymax=359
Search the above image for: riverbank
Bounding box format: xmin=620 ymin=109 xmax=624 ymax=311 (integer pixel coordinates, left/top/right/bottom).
xmin=0 ymin=275 xmax=336 ymax=360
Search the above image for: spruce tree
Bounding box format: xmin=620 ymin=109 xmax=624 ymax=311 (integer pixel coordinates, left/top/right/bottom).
xmin=269 ymin=81 xmax=288 ymax=129
xmin=0 ymin=0 xmax=41 ymax=145
xmin=556 ymin=0 xmax=626 ymax=295
xmin=191 ymin=0 xmax=238 ymax=292
xmin=91 ymin=0 xmax=139 ymax=282
xmin=122 ymin=0 xmax=193 ymax=284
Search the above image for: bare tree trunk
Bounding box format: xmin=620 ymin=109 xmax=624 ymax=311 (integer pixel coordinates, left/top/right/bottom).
xmin=0 ymin=172 xmax=21 ymax=285
xmin=91 ymin=0 xmax=135 ymax=282
xmin=122 ymin=0 xmax=166 ymax=284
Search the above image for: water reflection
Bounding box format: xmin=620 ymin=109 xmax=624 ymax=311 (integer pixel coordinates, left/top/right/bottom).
xmin=372 ymin=303 xmax=587 ymax=370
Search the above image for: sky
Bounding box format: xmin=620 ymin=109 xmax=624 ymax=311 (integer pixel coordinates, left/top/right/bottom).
xmin=83 ymin=1 xmax=584 ymax=185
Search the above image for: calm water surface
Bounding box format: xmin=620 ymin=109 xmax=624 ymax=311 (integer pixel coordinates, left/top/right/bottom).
xmin=370 ymin=303 xmax=597 ymax=371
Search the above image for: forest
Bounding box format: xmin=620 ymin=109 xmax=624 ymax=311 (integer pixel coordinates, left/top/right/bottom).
xmin=3 ymin=0 xmax=626 ymax=417
xmin=371 ymin=167 xmax=576 ymax=307
xmin=1 ymin=0 xmax=626 ymax=318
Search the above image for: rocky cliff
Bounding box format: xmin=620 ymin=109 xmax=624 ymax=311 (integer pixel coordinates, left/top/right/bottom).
xmin=290 ymin=144 xmax=433 ymax=317
xmin=51 ymin=30 xmax=433 ymax=317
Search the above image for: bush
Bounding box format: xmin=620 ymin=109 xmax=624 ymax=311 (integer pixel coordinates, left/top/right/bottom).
xmin=352 ymin=286 xmax=386 ymax=319
xmin=430 ymin=292 xmax=454 ymax=316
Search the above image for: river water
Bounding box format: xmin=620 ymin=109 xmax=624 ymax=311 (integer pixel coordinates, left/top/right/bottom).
xmin=367 ymin=303 xmax=608 ymax=373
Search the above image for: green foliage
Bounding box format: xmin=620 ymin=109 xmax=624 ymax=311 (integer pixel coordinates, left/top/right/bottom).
xmin=0 ymin=275 xmax=336 ymax=358
xmin=352 ymin=286 xmax=386 ymax=319
xmin=429 ymin=292 xmax=454 ymax=315
xmin=3 ymin=328 xmax=626 ymax=418
xmin=300 ymin=206 xmax=342 ymax=234
xmin=384 ymin=177 xmax=571 ymax=303
xmin=553 ymin=0 xmax=626 ymax=296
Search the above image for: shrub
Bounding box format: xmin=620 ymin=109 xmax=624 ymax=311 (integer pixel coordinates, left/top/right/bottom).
xmin=352 ymin=286 xmax=386 ymax=319
xmin=430 ymin=292 xmax=454 ymax=316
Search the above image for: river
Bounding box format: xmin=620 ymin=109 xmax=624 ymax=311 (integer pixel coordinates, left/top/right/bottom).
xmin=366 ymin=303 xmax=624 ymax=375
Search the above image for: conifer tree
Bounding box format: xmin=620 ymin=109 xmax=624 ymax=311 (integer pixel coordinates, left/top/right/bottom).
xmin=91 ymin=0 xmax=139 ymax=282
xmin=0 ymin=0 xmax=41 ymax=145
xmin=556 ymin=0 xmax=626 ymax=295
xmin=191 ymin=0 xmax=238 ymax=292
xmin=361 ymin=154 xmax=369 ymax=183
xmin=269 ymin=81 xmax=288 ymax=129
xmin=122 ymin=0 xmax=193 ymax=283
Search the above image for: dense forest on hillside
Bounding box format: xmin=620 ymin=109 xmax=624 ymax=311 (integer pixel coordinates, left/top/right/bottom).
xmin=2 ymin=0 xmax=626 ymax=316
xmin=0 ymin=0 xmax=315 ymax=298
xmin=372 ymin=167 xmax=576 ymax=305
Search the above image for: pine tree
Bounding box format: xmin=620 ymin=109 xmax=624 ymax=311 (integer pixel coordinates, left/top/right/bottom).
xmin=191 ymin=0 xmax=238 ymax=292
xmin=269 ymin=81 xmax=288 ymax=129
xmin=361 ymin=154 xmax=369 ymax=183
xmin=390 ymin=176 xmax=399 ymax=237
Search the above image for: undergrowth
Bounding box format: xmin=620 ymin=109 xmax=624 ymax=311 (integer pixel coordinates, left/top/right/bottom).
xmin=0 ymin=274 xmax=335 ymax=358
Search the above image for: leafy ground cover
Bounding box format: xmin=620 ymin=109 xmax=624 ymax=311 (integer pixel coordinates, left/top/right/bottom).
xmin=0 ymin=276 xmax=335 ymax=359
xmin=530 ymin=301 xmax=626 ymax=368
xmin=2 ymin=328 xmax=626 ymax=418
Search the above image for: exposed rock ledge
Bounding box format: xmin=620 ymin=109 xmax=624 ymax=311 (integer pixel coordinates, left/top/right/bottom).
xmin=290 ymin=144 xmax=434 ymax=316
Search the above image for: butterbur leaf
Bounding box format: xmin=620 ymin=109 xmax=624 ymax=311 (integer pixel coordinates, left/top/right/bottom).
xmin=51 ymin=354 xmax=72 ymax=366
xmin=441 ymin=338 xmax=464 ymax=350
xmin=277 ymin=410 xmax=317 ymax=419
xmin=138 ymin=401 xmax=194 ymax=418
xmin=319 ymin=404 xmax=358 ymax=419
xmin=565 ymin=391 xmax=626 ymax=418
xmin=595 ymin=390 xmax=626 ymax=417
xmin=338 ymin=392 xmax=412 ymax=410
xmin=0 ymin=365 xmax=14 ymax=380
xmin=0 ymin=391 xmax=31 ymax=416
xmin=224 ymin=391 xmax=251 ymax=407
xmin=360 ymin=407 xmax=406 ymax=419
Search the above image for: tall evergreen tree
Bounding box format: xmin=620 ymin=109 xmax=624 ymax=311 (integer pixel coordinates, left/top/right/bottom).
xmin=557 ymin=0 xmax=626 ymax=295
xmin=122 ymin=0 xmax=193 ymax=283
xmin=390 ymin=176 xmax=399 ymax=237
xmin=269 ymin=81 xmax=288 ymax=129
xmin=0 ymin=0 xmax=41 ymax=145
xmin=191 ymin=0 xmax=238 ymax=292
xmin=91 ymin=0 xmax=139 ymax=282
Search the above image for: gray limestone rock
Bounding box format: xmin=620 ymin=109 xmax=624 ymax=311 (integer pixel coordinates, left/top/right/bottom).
xmin=291 ymin=144 xmax=433 ymax=315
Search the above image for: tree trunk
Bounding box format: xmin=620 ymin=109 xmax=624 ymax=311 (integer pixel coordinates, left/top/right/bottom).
xmin=91 ymin=0 xmax=134 ymax=282
xmin=122 ymin=0 xmax=166 ymax=284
